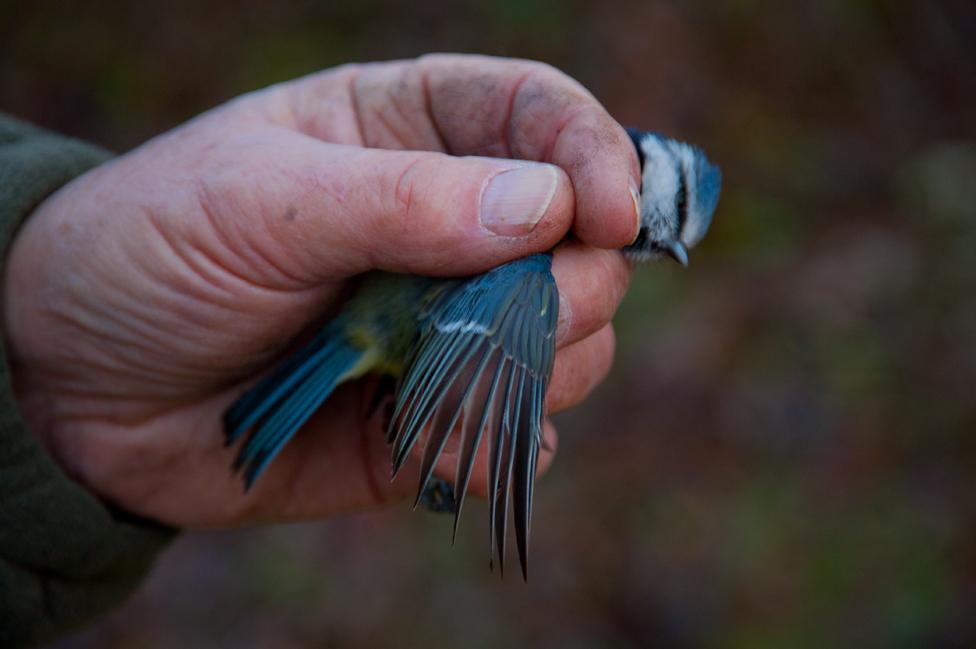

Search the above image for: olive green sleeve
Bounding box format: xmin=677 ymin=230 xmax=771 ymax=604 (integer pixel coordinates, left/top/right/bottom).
xmin=0 ymin=114 xmax=175 ymax=648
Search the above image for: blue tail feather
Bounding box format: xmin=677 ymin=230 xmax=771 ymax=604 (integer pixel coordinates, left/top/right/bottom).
xmin=224 ymin=327 xmax=342 ymax=445
xmin=224 ymin=326 xmax=365 ymax=488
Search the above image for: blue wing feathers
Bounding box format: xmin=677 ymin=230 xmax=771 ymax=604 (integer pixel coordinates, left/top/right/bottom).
xmin=452 ymin=356 xmax=505 ymax=540
xmin=415 ymin=346 xmax=494 ymax=507
xmin=390 ymin=253 xmax=558 ymax=579
xmin=488 ymin=359 xmax=517 ymax=571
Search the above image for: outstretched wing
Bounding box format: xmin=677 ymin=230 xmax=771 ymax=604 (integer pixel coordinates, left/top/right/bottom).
xmin=389 ymin=253 xmax=558 ymax=579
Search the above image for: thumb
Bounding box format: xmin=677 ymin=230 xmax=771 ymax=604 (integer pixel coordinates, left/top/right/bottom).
xmin=228 ymin=134 xmax=575 ymax=280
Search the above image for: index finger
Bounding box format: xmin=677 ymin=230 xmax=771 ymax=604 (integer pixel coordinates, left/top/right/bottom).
xmin=421 ymin=54 xmax=641 ymax=249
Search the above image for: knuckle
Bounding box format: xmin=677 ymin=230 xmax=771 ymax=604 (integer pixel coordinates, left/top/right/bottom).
xmin=392 ymin=156 xmax=423 ymax=215
xmin=380 ymin=154 xmax=428 ymax=233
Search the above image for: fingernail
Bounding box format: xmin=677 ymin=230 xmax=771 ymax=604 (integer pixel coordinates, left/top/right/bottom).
xmin=628 ymin=178 xmax=642 ymax=244
xmin=481 ymin=163 xmax=559 ymax=236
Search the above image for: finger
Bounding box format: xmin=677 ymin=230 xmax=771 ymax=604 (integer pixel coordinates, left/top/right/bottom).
xmin=419 ymin=54 xmax=640 ymax=248
xmin=547 ymin=323 xmax=616 ymax=414
xmin=552 ymin=241 xmax=631 ymax=347
xmin=284 ymin=55 xmax=641 ymax=250
xmin=277 ymin=61 xmax=446 ymax=150
xmin=201 ymin=129 xmax=576 ymax=281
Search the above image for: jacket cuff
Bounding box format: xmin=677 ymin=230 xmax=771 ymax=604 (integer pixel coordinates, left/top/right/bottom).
xmin=0 ymin=113 xmax=176 ymax=648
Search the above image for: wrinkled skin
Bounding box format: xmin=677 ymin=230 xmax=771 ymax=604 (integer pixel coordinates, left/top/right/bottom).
xmin=3 ymin=54 xmax=635 ymax=527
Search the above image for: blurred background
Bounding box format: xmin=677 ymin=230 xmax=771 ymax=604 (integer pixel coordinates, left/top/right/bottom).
xmin=3 ymin=0 xmax=975 ymax=646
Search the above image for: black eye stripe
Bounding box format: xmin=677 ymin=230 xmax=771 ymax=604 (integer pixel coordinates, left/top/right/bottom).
xmin=675 ymin=163 xmax=688 ymax=234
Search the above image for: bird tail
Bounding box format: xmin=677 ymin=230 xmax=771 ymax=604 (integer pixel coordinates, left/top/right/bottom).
xmin=223 ymin=322 xmax=371 ymax=489
xmin=388 ymin=253 xmax=558 ymax=579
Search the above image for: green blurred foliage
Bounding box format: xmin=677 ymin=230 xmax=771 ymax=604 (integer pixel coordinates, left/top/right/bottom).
xmin=2 ymin=0 xmax=975 ymax=647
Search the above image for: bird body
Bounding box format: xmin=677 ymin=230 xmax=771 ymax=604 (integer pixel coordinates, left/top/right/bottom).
xmin=223 ymin=272 xmax=437 ymax=483
xmin=223 ymin=130 xmax=721 ymax=577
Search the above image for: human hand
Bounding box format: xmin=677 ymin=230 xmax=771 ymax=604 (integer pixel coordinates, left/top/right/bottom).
xmin=3 ymin=54 xmax=637 ymax=527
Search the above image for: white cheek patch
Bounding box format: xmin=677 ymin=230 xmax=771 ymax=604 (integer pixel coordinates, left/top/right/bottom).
xmin=638 ymin=137 xmax=681 ymax=235
xmin=681 ymin=204 xmax=708 ymax=247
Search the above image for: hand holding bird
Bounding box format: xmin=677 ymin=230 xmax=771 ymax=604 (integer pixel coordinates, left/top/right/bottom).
xmin=4 ymin=55 xmax=646 ymax=533
xmin=224 ymin=128 xmax=720 ymax=577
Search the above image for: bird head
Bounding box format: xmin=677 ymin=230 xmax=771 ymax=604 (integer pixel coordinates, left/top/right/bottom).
xmin=622 ymin=129 xmax=722 ymax=266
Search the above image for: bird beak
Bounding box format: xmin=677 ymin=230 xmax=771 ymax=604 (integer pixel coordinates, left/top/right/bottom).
xmin=664 ymin=240 xmax=689 ymax=267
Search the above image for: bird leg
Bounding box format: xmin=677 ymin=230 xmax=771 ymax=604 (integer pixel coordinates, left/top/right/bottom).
xmin=418 ymin=478 xmax=457 ymax=514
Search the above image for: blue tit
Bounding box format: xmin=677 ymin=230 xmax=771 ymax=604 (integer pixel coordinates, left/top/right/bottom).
xmin=223 ymin=129 xmax=721 ymax=578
